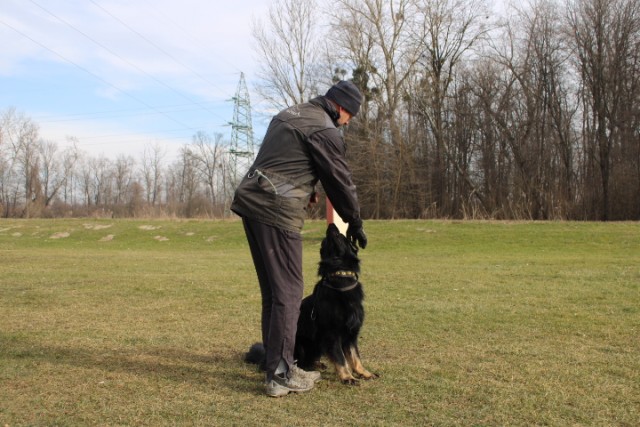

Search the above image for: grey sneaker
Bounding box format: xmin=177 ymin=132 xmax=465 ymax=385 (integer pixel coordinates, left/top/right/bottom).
xmin=265 ymin=373 xmax=314 ymax=397
xmin=290 ymin=364 xmax=322 ymax=383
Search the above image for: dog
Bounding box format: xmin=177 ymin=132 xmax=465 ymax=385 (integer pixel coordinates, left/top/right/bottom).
xmin=245 ymin=223 xmax=378 ymax=385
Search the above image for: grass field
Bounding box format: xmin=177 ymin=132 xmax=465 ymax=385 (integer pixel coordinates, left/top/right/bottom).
xmin=1 ymin=218 xmax=638 ymax=426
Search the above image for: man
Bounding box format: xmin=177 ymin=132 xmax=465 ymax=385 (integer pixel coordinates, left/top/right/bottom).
xmin=231 ymin=80 xmax=368 ymax=397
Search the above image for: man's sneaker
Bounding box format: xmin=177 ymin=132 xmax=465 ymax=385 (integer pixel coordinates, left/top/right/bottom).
xmin=290 ymin=364 xmax=322 ymax=383
xmin=265 ymin=373 xmax=314 ymax=397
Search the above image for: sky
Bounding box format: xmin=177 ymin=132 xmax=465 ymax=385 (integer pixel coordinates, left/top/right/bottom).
xmin=0 ymin=0 xmax=273 ymax=160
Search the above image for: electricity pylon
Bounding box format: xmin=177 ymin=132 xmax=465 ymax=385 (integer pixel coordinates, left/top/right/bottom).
xmin=229 ymin=72 xmax=255 ymax=189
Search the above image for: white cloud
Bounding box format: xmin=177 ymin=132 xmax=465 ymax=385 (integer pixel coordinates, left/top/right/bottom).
xmin=40 ymin=114 xmax=185 ymax=160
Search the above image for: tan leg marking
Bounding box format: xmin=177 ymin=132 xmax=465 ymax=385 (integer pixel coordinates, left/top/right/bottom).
xmin=345 ymin=345 xmax=378 ymax=380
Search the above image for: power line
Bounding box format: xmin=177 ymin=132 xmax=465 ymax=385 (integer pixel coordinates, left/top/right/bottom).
xmin=1 ymin=3 xmax=264 ymax=153
xmin=62 ymin=132 xmax=196 ymax=146
xmin=0 ymin=18 xmax=197 ymax=133
xmin=27 ymin=0 xmax=228 ymax=124
xmin=33 ymin=101 xmax=224 ymax=124
xmin=87 ymin=0 xmax=232 ymax=98
xmin=137 ymin=0 xmax=244 ymax=77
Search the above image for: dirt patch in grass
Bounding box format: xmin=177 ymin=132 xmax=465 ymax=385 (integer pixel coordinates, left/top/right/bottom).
xmin=139 ymin=225 xmax=160 ymax=231
xmin=84 ymin=224 xmax=113 ymax=230
xmin=50 ymin=232 xmax=70 ymax=239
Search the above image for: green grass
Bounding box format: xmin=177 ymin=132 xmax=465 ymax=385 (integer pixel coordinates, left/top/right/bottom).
xmin=1 ymin=219 xmax=638 ymax=426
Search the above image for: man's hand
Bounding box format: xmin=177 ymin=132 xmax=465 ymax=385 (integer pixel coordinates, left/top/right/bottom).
xmin=347 ymin=218 xmax=367 ymax=249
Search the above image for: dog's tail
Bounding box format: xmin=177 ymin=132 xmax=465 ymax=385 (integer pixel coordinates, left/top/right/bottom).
xmin=244 ymin=342 xmax=266 ymax=371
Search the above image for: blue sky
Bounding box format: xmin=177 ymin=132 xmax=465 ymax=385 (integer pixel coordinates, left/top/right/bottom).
xmin=0 ymin=0 xmax=273 ymax=159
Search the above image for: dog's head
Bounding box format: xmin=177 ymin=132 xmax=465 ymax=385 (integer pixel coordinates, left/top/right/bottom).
xmin=318 ymin=223 xmax=360 ymax=277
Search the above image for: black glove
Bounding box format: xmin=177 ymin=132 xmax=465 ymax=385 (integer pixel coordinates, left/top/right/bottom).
xmin=347 ymin=218 xmax=367 ymax=249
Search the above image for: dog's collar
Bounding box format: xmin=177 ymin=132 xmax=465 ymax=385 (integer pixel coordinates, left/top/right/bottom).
xmin=329 ymin=270 xmax=358 ymax=279
xmin=322 ymin=271 xmax=359 ymax=292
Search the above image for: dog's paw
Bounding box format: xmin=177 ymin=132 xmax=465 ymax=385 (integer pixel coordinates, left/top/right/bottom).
xmin=341 ymin=377 xmax=360 ymax=386
xmin=364 ymin=372 xmax=380 ymax=380
xmin=354 ymin=370 xmax=379 ymax=380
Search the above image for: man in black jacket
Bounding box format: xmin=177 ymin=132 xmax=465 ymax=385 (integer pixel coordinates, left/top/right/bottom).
xmin=231 ymin=80 xmax=368 ymax=397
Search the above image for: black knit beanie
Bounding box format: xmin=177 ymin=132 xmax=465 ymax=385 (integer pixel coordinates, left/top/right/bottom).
xmin=325 ymin=80 xmax=363 ymax=116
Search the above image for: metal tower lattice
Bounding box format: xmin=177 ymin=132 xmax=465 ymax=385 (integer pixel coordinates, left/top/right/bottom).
xmin=229 ymin=72 xmax=255 ymax=188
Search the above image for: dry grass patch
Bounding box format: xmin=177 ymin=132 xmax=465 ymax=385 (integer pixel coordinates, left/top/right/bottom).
xmin=49 ymin=231 xmax=70 ymax=239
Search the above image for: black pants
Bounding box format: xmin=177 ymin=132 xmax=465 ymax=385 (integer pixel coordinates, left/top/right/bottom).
xmin=242 ymin=218 xmax=303 ymax=380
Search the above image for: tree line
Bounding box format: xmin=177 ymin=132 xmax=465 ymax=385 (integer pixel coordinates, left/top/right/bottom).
xmin=2 ymin=0 xmax=640 ymax=220
xmin=0 ymin=110 xmax=234 ymax=218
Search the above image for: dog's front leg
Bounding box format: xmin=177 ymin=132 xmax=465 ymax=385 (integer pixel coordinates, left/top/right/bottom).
xmin=326 ymin=339 xmax=359 ymax=385
xmin=345 ymin=345 xmax=379 ymax=380
xmin=334 ymin=362 xmax=359 ymax=385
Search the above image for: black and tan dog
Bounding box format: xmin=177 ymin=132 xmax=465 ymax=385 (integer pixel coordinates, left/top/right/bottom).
xmin=246 ymin=223 xmax=377 ymax=384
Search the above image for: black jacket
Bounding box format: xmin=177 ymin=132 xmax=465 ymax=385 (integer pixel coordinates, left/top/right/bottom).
xmin=231 ymin=96 xmax=361 ymax=232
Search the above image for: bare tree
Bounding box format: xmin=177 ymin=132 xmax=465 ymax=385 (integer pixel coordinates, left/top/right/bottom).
xmin=0 ymin=108 xmax=41 ymax=217
xmin=411 ymin=0 xmax=490 ymax=216
xmin=59 ymin=138 xmax=80 ymax=207
xmin=38 ymin=140 xmax=73 ymax=208
xmin=113 ymin=154 xmax=135 ymax=206
xmin=331 ymin=0 xmax=424 ymax=217
xmin=176 ymin=146 xmax=200 ymax=217
xmin=252 ymin=0 xmax=324 ymax=108
xmin=79 ymin=156 xmax=95 ymax=207
xmin=186 ymin=131 xmax=226 ymax=215
xmin=0 ymin=109 xmax=20 ymax=216
xmin=140 ymin=143 xmax=165 ymax=206
xmin=479 ymin=0 xmax=576 ymax=219
xmin=79 ymin=154 xmax=113 ymax=210
xmin=467 ymin=57 xmax=513 ymax=217
xmin=567 ymin=0 xmax=640 ymax=219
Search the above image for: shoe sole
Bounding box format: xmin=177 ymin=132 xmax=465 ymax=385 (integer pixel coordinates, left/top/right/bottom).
xmin=265 ymin=382 xmax=313 ymax=397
